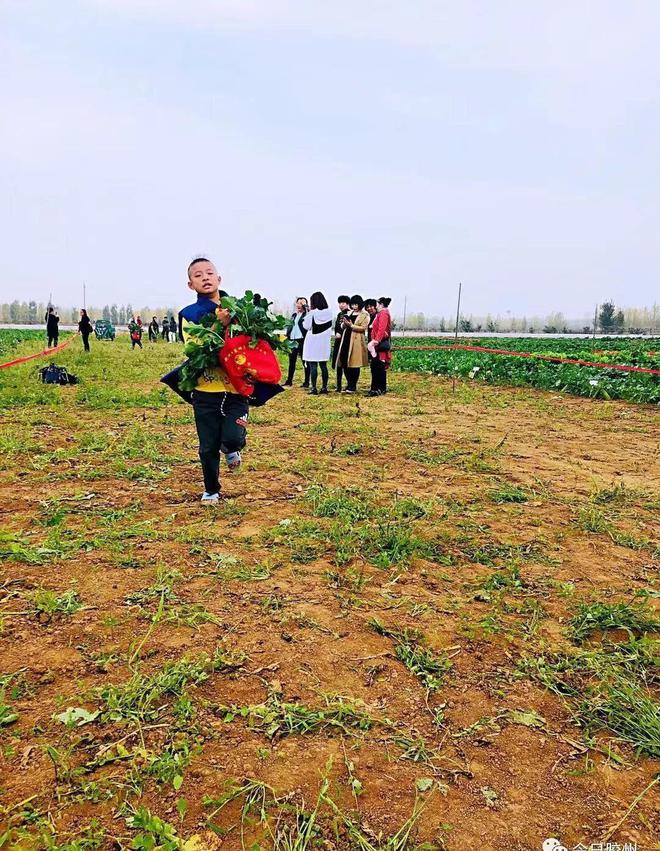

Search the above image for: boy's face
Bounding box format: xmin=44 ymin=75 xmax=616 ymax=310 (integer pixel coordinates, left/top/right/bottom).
xmin=338 ymin=300 xmax=349 ymax=311
xmin=366 ymin=304 xmax=377 ymax=316
xmin=188 ymin=260 xmax=221 ymax=297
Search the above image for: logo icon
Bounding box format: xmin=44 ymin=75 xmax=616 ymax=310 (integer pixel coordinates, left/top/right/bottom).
xmin=543 ymin=840 xmax=567 ymax=851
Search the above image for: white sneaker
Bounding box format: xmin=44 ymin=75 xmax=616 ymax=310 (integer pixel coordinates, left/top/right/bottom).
xmin=225 ymin=451 xmax=241 ymax=471
xmin=201 ymin=492 xmax=220 ymax=503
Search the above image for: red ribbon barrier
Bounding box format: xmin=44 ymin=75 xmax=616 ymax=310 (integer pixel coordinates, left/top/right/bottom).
xmin=0 ymin=337 xmax=73 ymax=370
xmin=393 ymin=344 xmax=660 ymax=375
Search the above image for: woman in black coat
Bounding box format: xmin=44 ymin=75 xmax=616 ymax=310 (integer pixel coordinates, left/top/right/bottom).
xmin=78 ymin=309 xmax=93 ymax=352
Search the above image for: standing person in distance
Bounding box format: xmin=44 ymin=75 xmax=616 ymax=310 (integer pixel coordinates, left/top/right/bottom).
xmin=283 ymin=297 xmax=311 ymax=388
xmin=78 ymin=309 xmax=93 ymax=352
xmin=148 ymin=316 xmax=159 ymax=342
xmin=45 ymin=306 xmax=60 ymax=348
xmin=302 ymin=292 xmax=333 ymax=395
xmin=337 ymin=295 xmax=369 ymax=393
xmin=168 ymin=315 xmax=178 ymax=343
xmin=367 ymin=297 xmax=393 ymax=396
xmin=161 ymin=318 xmax=169 ymax=341
xmin=128 ymin=316 xmax=143 ymax=349
xmin=364 ymin=299 xmax=378 ymax=341
xmin=332 ymin=295 xmax=350 ymax=392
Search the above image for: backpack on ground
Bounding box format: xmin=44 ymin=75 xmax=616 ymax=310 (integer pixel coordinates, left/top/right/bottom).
xmin=38 ymin=364 xmax=78 ymax=385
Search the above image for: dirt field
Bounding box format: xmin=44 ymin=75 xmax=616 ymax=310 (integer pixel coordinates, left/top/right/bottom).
xmin=0 ymin=338 xmax=658 ymax=850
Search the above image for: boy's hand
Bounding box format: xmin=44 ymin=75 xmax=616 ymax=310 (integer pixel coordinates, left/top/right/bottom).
xmin=216 ymin=307 xmax=231 ymax=327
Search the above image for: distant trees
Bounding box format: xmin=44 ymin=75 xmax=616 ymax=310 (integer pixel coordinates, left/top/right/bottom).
xmin=0 ymin=297 xmax=657 ymax=334
xmin=598 ymin=302 xmax=625 ymax=333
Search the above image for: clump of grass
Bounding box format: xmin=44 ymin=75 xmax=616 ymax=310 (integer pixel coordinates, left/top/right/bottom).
xmin=369 ymin=521 xmax=423 ymax=569
xmin=219 ymin=691 xmax=384 ymax=740
xmin=569 ymin=601 xmax=660 ymax=643
xmin=264 ymin=519 xmax=326 ymax=564
xmin=369 ymin=619 xmax=452 ymax=691
xmin=144 ymin=736 xmax=198 ymax=790
xmin=0 ymin=532 xmax=62 ymax=565
xmin=520 ymin=638 xmax=660 ymax=757
xmin=325 ymin=565 xmax=367 ymax=594
xmin=32 ymin=588 xmax=82 ymax=616
xmin=322 ymin=787 xmax=426 ymax=851
xmin=204 ymin=778 xmax=275 ymax=842
xmin=307 ymin=485 xmax=374 ymax=523
xmin=490 ymin=484 xmax=529 ymax=504
xmin=391 ymin=496 xmax=433 ymax=519
xmin=481 ymin=563 xmax=525 ymax=592
xmin=591 ymin=482 xmax=637 ymax=505
xmin=206 ymin=554 xmax=272 ymax=581
xmin=0 ymin=691 xmax=18 ymax=727
xmin=575 ymin=506 xmax=611 ymax=534
xmin=125 ymin=806 xmax=181 ymax=850
xmin=101 ymin=648 xmax=244 ymax=722
xmin=582 ymin=677 xmax=660 ymax=759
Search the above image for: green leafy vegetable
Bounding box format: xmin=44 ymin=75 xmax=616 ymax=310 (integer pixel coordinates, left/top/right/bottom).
xmin=179 ymin=292 xmax=295 ymax=391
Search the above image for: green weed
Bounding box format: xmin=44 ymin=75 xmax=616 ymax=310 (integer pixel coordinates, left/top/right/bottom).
xmin=369 ymin=619 xmax=452 ymax=691
xmin=490 ymin=484 xmax=529 ymax=503
xmin=101 ymin=648 xmax=244 ymax=723
xmin=569 ymin=601 xmax=660 ymax=643
xmin=32 ymin=589 xmax=82 ymax=616
xmin=219 ymin=691 xmax=384 ymax=740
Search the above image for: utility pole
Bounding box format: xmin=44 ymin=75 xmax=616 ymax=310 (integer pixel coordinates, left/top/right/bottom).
xmin=401 ymin=296 xmax=407 ymax=337
xmin=454 ymin=282 xmax=462 ymax=340
xmin=83 ymin=283 xmax=86 ymax=311
xmin=593 ymin=304 xmax=598 ymax=346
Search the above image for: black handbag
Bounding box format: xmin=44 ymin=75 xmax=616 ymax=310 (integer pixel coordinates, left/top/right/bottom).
xmin=376 ymin=337 xmax=391 ymax=353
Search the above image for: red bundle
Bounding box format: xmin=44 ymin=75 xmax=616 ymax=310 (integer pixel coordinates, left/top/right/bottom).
xmin=219 ymin=334 xmax=282 ymax=396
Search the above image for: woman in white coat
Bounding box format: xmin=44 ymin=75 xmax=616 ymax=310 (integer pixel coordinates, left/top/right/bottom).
xmin=302 ymin=291 xmax=333 ymax=395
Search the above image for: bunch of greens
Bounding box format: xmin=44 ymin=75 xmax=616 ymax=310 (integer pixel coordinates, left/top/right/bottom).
xmin=179 ymin=291 xmax=294 ymax=391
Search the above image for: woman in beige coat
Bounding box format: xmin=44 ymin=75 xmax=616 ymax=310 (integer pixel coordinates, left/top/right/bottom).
xmin=337 ymin=295 xmax=369 ymax=393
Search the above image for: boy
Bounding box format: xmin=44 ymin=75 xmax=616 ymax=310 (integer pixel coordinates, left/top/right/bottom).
xmin=179 ymin=257 xmax=248 ymax=503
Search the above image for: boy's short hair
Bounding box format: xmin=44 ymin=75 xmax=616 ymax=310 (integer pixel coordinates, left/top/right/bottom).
xmin=364 ymin=298 xmax=377 ymax=309
xmin=337 ymin=295 xmax=350 ymax=303
xmin=187 ymin=256 xmax=212 ymax=276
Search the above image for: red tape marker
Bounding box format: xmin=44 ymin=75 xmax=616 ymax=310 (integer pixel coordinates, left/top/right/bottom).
xmin=0 ymin=337 xmax=74 ymax=370
xmin=393 ymin=344 xmax=660 ymax=375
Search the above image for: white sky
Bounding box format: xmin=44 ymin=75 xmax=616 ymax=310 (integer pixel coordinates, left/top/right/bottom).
xmin=1 ymin=0 xmax=659 ymax=317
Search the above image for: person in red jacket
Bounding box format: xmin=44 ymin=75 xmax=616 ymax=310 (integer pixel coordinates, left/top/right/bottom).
xmin=366 ymin=297 xmax=392 ymax=396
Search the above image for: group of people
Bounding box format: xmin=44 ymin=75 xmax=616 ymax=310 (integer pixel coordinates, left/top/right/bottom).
xmin=285 ymin=294 xmax=392 ymax=396
xmin=45 ymin=309 xmax=180 ymax=352
xmin=45 ymin=307 xmax=93 ymax=351
xmin=128 ymin=316 xmax=178 ymax=348
xmin=148 ymin=316 xmax=178 ymax=344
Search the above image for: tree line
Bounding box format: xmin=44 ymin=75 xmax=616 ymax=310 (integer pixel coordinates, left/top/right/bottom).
xmin=0 ymin=302 xmax=178 ymax=325
xmin=1 ymin=299 xmax=658 ymax=334
xmin=400 ymin=302 xmax=659 ymax=334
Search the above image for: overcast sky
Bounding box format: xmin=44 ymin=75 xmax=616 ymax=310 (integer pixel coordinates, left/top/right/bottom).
xmin=1 ymin=0 xmax=659 ymax=317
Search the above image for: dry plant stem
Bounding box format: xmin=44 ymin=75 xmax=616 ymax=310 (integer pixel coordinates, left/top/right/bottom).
xmin=602 ymin=776 xmax=659 ymax=843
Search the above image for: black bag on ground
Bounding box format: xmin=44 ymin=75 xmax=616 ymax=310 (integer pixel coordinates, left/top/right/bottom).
xmin=39 ymin=364 xmax=78 ymax=385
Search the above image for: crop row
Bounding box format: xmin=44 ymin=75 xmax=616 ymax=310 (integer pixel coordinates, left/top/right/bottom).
xmin=397 ymin=336 xmax=660 ymax=367
xmin=392 ymin=341 xmax=660 ymax=404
